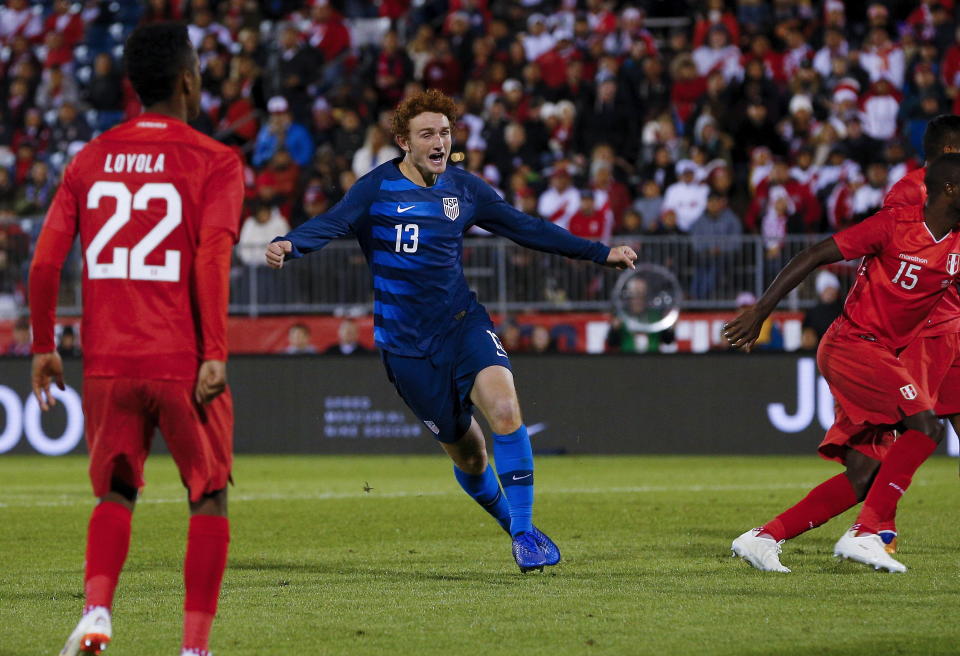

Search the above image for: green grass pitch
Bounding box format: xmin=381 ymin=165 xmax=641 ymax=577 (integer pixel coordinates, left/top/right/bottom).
xmin=2 ymin=454 xmax=959 ymax=655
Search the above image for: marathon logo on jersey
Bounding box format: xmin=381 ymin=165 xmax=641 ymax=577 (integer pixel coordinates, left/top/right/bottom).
xmin=947 ymin=253 xmax=960 ymax=276
xmin=442 ymin=197 xmax=460 ymax=220
xmin=423 ymin=420 xmax=440 ymax=435
xmin=899 ymin=384 xmax=918 ymax=400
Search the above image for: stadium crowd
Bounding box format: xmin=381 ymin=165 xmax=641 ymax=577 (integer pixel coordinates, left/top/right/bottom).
xmin=0 ymin=0 xmax=956 ymax=327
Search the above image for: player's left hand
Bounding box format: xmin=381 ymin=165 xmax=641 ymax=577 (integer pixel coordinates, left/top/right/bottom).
xmin=723 ymin=307 xmax=765 ymax=353
xmin=31 ymin=351 xmax=65 ymax=412
xmin=195 ymin=359 xmax=227 ymax=404
xmin=266 ymin=240 xmax=292 ymax=269
xmin=605 ymin=245 xmax=637 ymax=270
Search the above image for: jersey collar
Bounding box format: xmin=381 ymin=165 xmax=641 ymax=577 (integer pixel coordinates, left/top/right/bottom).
xmin=391 ymin=157 xmax=447 ymax=189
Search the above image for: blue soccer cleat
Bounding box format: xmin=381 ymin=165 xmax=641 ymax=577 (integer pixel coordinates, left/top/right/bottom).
xmin=512 ymin=531 xmax=547 ymax=573
xmin=530 ymin=525 xmax=561 ymax=566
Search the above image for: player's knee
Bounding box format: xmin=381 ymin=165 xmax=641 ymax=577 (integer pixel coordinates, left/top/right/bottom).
xmin=457 ymin=450 xmax=488 ymax=475
xmin=924 ymin=420 xmax=946 ymax=444
xmin=108 ymin=476 xmax=138 ymax=504
xmin=903 ymin=412 xmax=945 ymax=443
xmin=190 ymin=488 xmax=228 ymax=516
xmin=488 ymin=398 xmax=522 ymax=435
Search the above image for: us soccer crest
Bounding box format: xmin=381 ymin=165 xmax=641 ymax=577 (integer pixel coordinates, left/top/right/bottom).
xmin=948 ymin=253 xmax=960 ymax=276
xmin=442 ymin=197 xmax=460 ymax=220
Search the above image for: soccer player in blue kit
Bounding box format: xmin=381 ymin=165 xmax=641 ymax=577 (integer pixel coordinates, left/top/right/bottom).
xmin=265 ymin=90 xmax=637 ymax=572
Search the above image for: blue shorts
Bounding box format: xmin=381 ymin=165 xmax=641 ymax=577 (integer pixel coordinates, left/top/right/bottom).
xmin=381 ymin=309 xmax=512 ymax=443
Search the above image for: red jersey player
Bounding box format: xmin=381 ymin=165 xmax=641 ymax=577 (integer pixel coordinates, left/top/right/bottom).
xmin=815 ymin=115 xmax=960 ymax=555
xmin=871 ymin=115 xmax=960 ymax=551
xmin=724 ymin=153 xmax=960 ymax=574
xmin=30 ymin=24 xmax=243 ymax=656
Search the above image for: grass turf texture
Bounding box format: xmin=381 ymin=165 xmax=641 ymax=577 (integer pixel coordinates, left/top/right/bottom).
xmin=2 ymin=455 xmax=959 ymax=656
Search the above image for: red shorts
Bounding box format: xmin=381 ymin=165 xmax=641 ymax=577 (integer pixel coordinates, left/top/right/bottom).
xmin=819 ymin=404 xmax=896 ymax=464
xmin=816 ymin=328 xmax=933 ymax=463
xmin=83 ymin=377 xmax=233 ymax=502
xmin=899 ymin=332 xmax=960 ymax=416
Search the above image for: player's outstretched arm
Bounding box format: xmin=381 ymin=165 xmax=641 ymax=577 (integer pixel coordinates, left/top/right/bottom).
xmin=725 ymin=237 xmax=843 ymax=352
xmin=32 ymin=352 xmax=65 ymax=411
xmin=266 ymin=177 xmax=374 ymax=268
xmin=473 ymin=184 xmax=611 ymax=265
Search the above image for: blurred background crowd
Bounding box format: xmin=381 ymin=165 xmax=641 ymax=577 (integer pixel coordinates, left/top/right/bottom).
xmin=0 ymin=0 xmax=953 ymax=353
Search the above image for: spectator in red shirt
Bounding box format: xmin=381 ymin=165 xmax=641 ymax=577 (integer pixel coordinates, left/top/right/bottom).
xmin=375 ymin=30 xmax=412 ymax=110
xmin=423 ymin=38 xmax=463 ymax=97
xmin=746 ymin=159 xmax=821 ymax=233
xmin=39 ymin=31 xmax=73 ymax=70
xmin=692 ymin=0 xmax=739 ymax=48
xmin=670 ymin=55 xmax=707 ymax=125
xmin=590 ymin=164 xmax=629 ymax=231
xmin=213 ymin=77 xmax=258 ymax=146
xmin=307 ymin=1 xmax=351 ymax=62
xmin=568 ymin=190 xmax=612 ymax=242
xmin=13 ymin=142 xmax=35 ymax=186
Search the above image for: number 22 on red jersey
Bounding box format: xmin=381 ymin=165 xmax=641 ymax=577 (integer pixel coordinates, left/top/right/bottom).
xmin=86 ymin=181 xmax=183 ymax=282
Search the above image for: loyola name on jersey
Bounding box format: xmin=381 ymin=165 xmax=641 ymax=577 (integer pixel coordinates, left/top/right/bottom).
xmin=103 ymin=153 xmax=166 ymax=174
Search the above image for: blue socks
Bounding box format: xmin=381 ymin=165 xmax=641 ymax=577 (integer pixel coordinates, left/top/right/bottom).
xmin=453 ymin=464 xmax=512 ymax=533
xmin=493 ymin=425 xmax=534 ymax=536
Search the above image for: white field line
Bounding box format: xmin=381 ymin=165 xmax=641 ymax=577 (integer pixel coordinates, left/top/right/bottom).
xmin=0 ymin=481 xmax=907 ymax=509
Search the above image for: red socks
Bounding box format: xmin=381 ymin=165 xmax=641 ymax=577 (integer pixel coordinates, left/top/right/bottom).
xmin=855 ymin=430 xmax=937 ymax=535
xmin=183 ymin=515 xmax=230 ymax=652
xmin=760 ymin=473 xmax=859 ymax=542
xmin=83 ymin=501 xmax=133 ymax=612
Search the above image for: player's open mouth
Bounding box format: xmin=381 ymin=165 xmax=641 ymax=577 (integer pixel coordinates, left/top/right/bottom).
xmin=429 ymin=153 xmax=445 ymax=164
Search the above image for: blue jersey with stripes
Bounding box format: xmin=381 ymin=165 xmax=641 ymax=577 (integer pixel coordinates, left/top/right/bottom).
xmin=278 ymin=159 xmax=610 ymax=357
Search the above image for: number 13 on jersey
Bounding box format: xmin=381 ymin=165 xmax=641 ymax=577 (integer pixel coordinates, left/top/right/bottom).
xmin=394 ymin=223 xmax=419 ymax=253
xmin=86 ymin=180 xmax=183 ymax=282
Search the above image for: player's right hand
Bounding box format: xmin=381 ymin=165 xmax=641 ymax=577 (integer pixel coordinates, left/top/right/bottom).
xmin=266 ymin=240 xmax=292 ymax=269
xmin=723 ymin=307 xmax=765 ymax=353
xmin=195 ymin=359 xmax=227 ymax=404
xmin=605 ymin=245 xmax=638 ymax=270
xmin=31 ymin=352 xmax=65 ymax=411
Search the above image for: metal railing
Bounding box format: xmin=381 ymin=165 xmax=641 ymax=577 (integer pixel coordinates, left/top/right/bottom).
xmin=225 ymin=234 xmax=856 ymax=317
xmin=15 ymin=233 xmax=859 ymax=317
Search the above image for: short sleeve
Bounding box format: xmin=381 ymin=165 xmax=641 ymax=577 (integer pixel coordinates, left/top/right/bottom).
xmin=201 ymin=150 xmax=245 ymax=241
xmin=833 ymin=209 xmax=895 ymax=260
